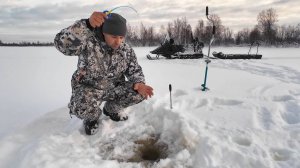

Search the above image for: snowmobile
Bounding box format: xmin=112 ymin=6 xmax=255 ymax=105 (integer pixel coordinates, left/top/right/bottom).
xmin=146 ymin=38 xmax=204 ymax=60
xmin=212 ymin=41 xmax=262 ymax=59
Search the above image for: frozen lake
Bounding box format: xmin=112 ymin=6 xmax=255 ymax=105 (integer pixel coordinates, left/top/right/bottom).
xmin=1 ymin=46 xmax=300 ymax=138
xmin=0 ymin=47 xmax=77 ymax=137
xmin=0 ymin=46 xmax=300 ymax=168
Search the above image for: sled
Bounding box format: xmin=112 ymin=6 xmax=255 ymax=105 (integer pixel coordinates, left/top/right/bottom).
xmin=212 ymin=52 xmax=262 ymax=59
xmin=147 ymin=53 xmax=204 ymax=60
xmin=212 ymin=42 xmax=263 ymax=59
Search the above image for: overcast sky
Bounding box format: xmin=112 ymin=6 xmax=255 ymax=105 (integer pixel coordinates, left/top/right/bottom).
xmin=0 ymin=0 xmax=299 ymax=42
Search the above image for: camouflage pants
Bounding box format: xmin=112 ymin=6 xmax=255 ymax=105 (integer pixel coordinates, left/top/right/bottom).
xmin=68 ymin=81 xmax=144 ymax=121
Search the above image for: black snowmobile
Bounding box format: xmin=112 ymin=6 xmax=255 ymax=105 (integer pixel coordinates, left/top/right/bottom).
xmin=212 ymin=41 xmax=262 ymax=59
xmin=146 ymin=38 xmax=204 ymax=60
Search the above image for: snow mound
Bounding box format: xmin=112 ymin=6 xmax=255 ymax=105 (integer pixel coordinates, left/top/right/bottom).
xmin=12 ymin=98 xmax=202 ymax=168
xmin=1 ymin=87 xmax=300 ymax=168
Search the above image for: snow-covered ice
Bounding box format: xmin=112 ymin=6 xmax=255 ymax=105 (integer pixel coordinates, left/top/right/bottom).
xmin=0 ymin=46 xmax=300 ymax=168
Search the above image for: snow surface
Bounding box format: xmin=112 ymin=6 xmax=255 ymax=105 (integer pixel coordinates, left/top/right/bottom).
xmin=0 ymin=46 xmax=300 ymax=168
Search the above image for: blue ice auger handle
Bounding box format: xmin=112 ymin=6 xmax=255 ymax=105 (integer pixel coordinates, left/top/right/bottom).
xmin=201 ymin=59 xmax=211 ymax=91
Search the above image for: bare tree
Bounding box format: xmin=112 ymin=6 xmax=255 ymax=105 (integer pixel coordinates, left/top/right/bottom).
xmin=172 ymin=18 xmax=181 ymax=42
xmin=205 ymin=14 xmax=223 ymax=45
xmin=249 ymin=27 xmax=261 ymax=44
xmin=257 ymin=8 xmax=278 ymax=45
xmin=147 ymin=26 xmax=155 ymax=46
xmin=235 ymin=28 xmax=250 ymax=45
xmin=126 ymin=24 xmax=140 ymax=46
xmin=166 ymin=17 xmax=192 ymax=45
xmin=157 ymin=25 xmax=167 ymax=42
xmin=140 ymin=23 xmax=147 ymax=46
xmin=186 ymin=24 xmax=193 ymax=44
xmin=180 ymin=17 xmax=188 ymax=45
xmin=167 ymin=22 xmax=173 ymax=38
xmin=194 ymin=20 xmax=205 ymax=41
xmin=180 ymin=17 xmax=193 ymax=45
xmin=276 ymin=25 xmax=286 ymax=44
xmin=235 ymin=32 xmax=242 ymax=45
xmin=137 ymin=23 xmax=161 ymax=46
xmin=222 ymin=27 xmax=234 ymax=45
xmin=297 ymin=23 xmax=300 ymax=44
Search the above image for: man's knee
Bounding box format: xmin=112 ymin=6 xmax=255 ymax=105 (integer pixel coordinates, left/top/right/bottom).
xmin=103 ymin=81 xmax=135 ymax=101
xmin=104 ymin=88 xmax=145 ymax=113
xmin=69 ymin=102 xmax=101 ymax=120
xmin=69 ymin=86 xmax=103 ymax=120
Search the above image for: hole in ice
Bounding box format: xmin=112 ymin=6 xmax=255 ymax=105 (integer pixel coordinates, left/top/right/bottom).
xmin=128 ymin=134 xmax=168 ymax=164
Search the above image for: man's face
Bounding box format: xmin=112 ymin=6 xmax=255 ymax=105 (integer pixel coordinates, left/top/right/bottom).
xmin=103 ymin=33 xmax=125 ymax=49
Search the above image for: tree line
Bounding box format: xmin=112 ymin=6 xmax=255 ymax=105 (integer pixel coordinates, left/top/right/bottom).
xmin=126 ymin=8 xmax=300 ymax=47
xmin=0 ymin=40 xmax=54 ymax=46
xmin=1 ymin=8 xmax=299 ymax=47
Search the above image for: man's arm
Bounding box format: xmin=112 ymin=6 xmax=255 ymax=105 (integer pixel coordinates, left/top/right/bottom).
xmin=125 ymin=47 xmax=145 ymax=84
xmin=54 ymin=12 xmax=107 ymax=56
xmin=54 ymin=19 xmax=92 ymax=56
xmin=125 ymin=47 xmax=154 ymax=99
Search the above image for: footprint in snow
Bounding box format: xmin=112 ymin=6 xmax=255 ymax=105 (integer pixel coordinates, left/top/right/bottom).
xmin=213 ymin=98 xmax=243 ymax=106
xmin=272 ymin=95 xmax=295 ymax=102
xmin=258 ymin=107 xmax=274 ymax=130
xmin=289 ymin=90 xmax=300 ymax=97
xmin=280 ymin=101 xmax=300 ymax=125
xmin=250 ymin=85 xmax=272 ymax=97
xmin=194 ymin=99 xmax=209 ymax=108
xmin=173 ymin=89 xmax=188 ymax=97
xmin=289 ymin=129 xmax=300 ymax=141
xmin=232 ymin=136 xmax=252 ymax=147
xmin=270 ymin=148 xmax=293 ymax=161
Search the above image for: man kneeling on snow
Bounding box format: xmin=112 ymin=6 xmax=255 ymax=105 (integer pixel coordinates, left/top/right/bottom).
xmin=54 ymin=12 xmax=153 ymax=135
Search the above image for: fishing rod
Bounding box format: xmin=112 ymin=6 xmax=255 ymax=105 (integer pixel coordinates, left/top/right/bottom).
xmin=103 ymin=5 xmax=138 ymax=17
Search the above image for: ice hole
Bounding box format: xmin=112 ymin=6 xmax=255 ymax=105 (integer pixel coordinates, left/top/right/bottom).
xmin=128 ymin=134 xmax=168 ymax=164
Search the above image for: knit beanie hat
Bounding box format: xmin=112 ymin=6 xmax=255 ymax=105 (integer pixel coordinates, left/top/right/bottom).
xmin=102 ymin=13 xmax=127 ymax=36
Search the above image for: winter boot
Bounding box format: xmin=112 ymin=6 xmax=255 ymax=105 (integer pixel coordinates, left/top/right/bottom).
xmin=83 ymin=119 xmax=100 ymax=135
xmin=103 ymin=107 xmax=128 ymax=122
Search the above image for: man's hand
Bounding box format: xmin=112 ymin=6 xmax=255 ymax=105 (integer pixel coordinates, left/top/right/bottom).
xmin=134 ymin=83 xmax=154 ymax=99
xmin=89 ymin=12 xmax=108 ymax=28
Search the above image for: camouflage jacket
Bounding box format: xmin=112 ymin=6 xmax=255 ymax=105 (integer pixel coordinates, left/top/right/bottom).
xmin=54 ymin=19 xmax=145 ymax=90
